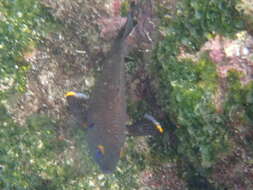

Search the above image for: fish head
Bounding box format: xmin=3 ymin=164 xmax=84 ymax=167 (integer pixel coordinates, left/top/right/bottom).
xmin=88 ymin=138 xmax=122 ymax=173
xmin=86 ymin=125 xmax=125 ymax=174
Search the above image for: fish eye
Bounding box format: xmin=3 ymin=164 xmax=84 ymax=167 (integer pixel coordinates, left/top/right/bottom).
xmin=88 ymin=123 xmax=95 ymax=129
xmin=95 ymin=145 xmax=105 ymax=160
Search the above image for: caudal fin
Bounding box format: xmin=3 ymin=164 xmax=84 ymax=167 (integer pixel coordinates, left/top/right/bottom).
xmin=117 ymin=1 xmax=137 ymax=40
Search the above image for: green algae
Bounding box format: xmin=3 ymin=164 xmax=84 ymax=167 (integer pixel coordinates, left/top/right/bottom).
xmin=0 ymin=0 xmax=56 ymax=95
xmin=153 ymin=54 xmax=228 ymax=168
xmin=158 ymin=0 xmax=244 ymax=52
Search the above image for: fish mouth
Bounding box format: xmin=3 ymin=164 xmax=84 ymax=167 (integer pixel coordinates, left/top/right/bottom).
xmin=101 ymin=168 xmax=114 ymax=174
xmin=99 ymin=164 xmax=115 ymax=174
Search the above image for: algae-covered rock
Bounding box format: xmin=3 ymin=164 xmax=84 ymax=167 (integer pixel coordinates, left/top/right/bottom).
xmin=151 ymin=0 xmax=253 ymax=189
xmin=2 ymin=0 xmax=253 ymax=189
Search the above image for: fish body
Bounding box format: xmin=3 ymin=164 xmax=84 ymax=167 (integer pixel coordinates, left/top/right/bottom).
xmin=86 ymin=9 xmax=135 ymax=173
xmin=65 ymin=2 xmax=163 ymax=173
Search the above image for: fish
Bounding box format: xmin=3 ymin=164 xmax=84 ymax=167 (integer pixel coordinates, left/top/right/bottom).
xmin=65 ymin=2 xmax=163 ymax=173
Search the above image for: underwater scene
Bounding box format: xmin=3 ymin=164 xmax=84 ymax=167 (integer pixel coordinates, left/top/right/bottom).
xmin=0 ymin=0 xmax=253 ymax=189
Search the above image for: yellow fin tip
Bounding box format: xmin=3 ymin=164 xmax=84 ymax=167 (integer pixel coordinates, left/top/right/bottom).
xmin=64 ymin=91 xmax=76 ymax=97
xmin=156 ymin=124 xmax=164 ymax=133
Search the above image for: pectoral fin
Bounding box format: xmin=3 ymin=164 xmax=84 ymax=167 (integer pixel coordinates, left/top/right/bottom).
xmin=126 ymin=114 xmax=164 ymax=136
xmin=65 ymin=91 xmax=89 ymax=126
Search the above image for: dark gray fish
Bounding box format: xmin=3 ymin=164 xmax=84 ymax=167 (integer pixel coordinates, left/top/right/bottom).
xmin=85 ymin=6 xmax=135 ymax=173
xmin=65 ymin=1 xmax=163 ymax=174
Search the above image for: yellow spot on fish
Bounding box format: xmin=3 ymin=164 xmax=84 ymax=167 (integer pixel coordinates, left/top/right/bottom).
xmin=155 ymin=124 xmax=164 ymax=133
xmin=97 ymin=145 xmax=105 ymax=155
xmin=65 ymin=91 xmax=76 ymax=97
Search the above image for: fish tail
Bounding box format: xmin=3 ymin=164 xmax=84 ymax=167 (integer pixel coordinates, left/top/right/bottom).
xmin=118 ymin=1 xmax=137 ymax=40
